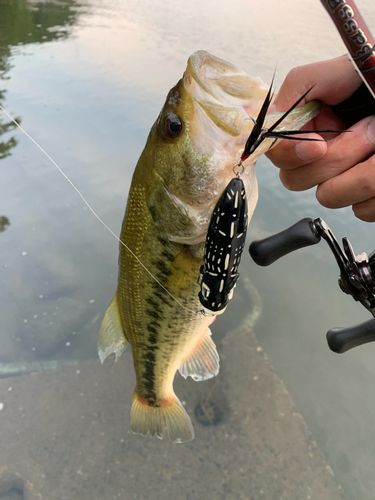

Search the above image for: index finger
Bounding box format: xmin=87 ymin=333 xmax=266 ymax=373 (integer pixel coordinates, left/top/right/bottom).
xmin=271 ymin=55 xmax=362 ymax=112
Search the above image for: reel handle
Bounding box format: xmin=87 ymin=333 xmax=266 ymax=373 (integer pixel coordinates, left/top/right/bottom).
xmin=327 ymin=318 xmax=375 ymax=353
xmin=249 ymin=217 xmax=375 ymax=354
xmin=249 ymin=218 xmax=320 ymax=266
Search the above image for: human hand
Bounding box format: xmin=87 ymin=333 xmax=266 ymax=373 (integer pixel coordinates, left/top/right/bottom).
xmin=266 ymin=55 xmax=375 ymax=222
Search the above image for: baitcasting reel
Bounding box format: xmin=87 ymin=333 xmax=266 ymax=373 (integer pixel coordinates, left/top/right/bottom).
xmin=249 ymin=217 xmax=375 ymax=353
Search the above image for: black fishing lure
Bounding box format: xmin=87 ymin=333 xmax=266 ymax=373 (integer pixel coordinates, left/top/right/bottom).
xmin=198 ymin=81 xmax=346 ymax=314
xmin=198 ymin=176 xmax=248 ymax=315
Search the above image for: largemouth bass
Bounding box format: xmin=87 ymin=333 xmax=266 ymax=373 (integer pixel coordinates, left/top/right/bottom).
xmin=97 ymin=51 xmax=319 ymax=443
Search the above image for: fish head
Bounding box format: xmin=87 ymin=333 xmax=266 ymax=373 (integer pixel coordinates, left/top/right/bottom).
xmin=141 ymin=50 xmax=320 ymax=245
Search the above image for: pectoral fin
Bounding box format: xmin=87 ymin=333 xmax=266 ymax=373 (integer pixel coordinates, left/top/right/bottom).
xmin=97 ymin=294 xmax=129 ymax=363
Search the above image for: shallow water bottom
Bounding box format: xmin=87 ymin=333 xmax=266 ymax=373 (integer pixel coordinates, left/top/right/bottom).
xmin=0 ymin=303 xmax=345 ymax=500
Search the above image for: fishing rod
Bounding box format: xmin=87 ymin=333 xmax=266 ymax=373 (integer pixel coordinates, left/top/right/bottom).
xmin=320 ymin=0 xmax=375 ymax=127
xmin=247 ymin=0 xmax=375 ymax=353
xmin=320 ymin=0 xmax=375 ymax=99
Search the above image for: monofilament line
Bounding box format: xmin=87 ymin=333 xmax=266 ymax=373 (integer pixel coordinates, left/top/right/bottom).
xmin=0 ymin=105 xmax=202 ymax=315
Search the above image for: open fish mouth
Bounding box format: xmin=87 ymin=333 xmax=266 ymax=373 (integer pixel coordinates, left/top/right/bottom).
xmin=185 ymin=50 xmax=269 ymax=143
xmin=184 ymin=50 xmax=321 ymax=161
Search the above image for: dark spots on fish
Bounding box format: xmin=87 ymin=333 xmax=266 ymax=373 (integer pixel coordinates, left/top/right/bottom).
xmin=143 ymin=356 xmax=155 ymax=373
xmin=146 ymin=308 xmax=161 ymax=321
xmin=153 ymin=258 xmax=171 ymax=278
xmin=142 ymin=355 xmax=157 ymax=402
xmin=146 ymin=323 xmax=159 ymax=333
xmin=148 ymin=204 xmax=160 ymax=224
xmin=161 ymin=249 xmax=175 ymax=260
xmin=147 ymin=328 xmax=159 ymax=349
xmin=157 ymin=236 xmax=169 ymax=246
xmin=147 ymin=297 xmax=161 ymax=310
xmin=146 ymin=330 xmax=159 ymax=346
xmin=147 ymin=284 xmax=173 ymax=309
xmin=146 ymin=343 xmax=159 ymax=351
xmin=147 ymin=400 xmax=160 ymax=408
xmin=155 ymin=290 xmax=171 ymax=305
xmin=141 ymin=293 xmax=164 ymax=397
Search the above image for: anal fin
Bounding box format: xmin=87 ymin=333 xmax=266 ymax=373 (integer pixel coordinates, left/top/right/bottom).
xmin=179 ymin=328 xmax=220 ymax=381
xmin=97 ymin=293 xmax=128 ymax=363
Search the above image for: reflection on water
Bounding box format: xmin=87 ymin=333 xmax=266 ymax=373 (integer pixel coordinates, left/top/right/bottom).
xmin=0 ymin=0 xmax=98 ymax=370
xmin=0 ymin=0 xmax=80 ymax=46
xmin=1 ymin=0 xmax=375 ymax=498
xmin=0 ymin=25 xmax=18 ymax=160
xmin=0 ymin=0 xmax=83 ymax=159
xmin=0 ymin=216 xmax=10 ymax=233
xmin=0 ymin=119 xmax=18 ymax=160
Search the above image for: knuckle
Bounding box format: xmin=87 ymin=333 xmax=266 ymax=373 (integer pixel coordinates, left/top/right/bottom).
xmin=352 ymin=194 xmax=375 ymax=222
xmin=284 ymin=68 xmax=296 ymax=86
xmin=352 ymin=207 xmax=375 ymax=222
xmin=327 ymin=141 xmax=352 ymax=171
xmin=354 ymin=160 xmax=375 ymax=198
xmin=267 ymin=143 xmax=295 ymax=169
xmin=316 ymin=183 xmax=336 ymax=208
xmin=359 ymin=181 xmax=375 ymax=200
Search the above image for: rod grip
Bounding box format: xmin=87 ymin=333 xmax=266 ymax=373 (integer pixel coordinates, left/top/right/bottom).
xmin=332 ymin=82 xmax=375 ymax=127
xmin=249 ymin=218 xmax=320 ymax=266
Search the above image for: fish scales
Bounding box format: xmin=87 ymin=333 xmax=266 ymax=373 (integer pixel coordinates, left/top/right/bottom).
xmin=117 ymin=171 xmax=213 ymax=435
xmin=97 ymin=50 xmax=321 ymax=442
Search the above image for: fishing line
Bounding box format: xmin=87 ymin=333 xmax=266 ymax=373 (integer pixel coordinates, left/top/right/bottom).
xmin=0 ymin=105 xmax=202 ymax=316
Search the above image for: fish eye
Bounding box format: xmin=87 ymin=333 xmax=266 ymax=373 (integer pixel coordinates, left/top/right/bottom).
xmin=163 ymin=112 xmax=182 ymax=139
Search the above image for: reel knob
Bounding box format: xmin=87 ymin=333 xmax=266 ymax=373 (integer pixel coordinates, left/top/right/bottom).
xmin=249 ymin=218 xmax=321 ymax=266
xmin=327 ymin=319 xmax=375 ymax=353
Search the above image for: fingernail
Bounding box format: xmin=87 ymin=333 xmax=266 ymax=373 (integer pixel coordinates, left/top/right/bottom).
xmin=365 ymin=117 xmax=375 ymax=146
xmin=295 ymin=140 xmax=325 ymax=162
